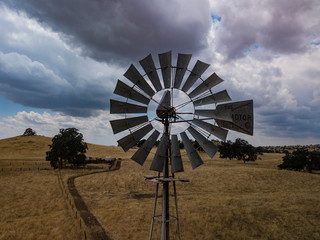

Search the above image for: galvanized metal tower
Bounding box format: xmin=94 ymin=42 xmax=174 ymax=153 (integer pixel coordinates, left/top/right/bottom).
xmin=110 ymin=51 xmax=253 ymax=239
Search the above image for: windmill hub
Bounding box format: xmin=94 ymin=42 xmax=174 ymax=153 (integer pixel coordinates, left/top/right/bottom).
xmin=156 ymin=106 xmax=176 ymax=120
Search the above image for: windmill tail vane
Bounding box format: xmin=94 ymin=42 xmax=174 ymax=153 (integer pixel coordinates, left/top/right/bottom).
xmin=110 ymin=51 xmax=253 ymax=239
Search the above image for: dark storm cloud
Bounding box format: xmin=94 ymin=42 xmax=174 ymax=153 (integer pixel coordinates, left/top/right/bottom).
xmin=213 ymin=0 xmax=320 ymax=61
xmin=0 ymin=0 xmax=212 ymax=117
xmin=7 ymin=0 xmax=212 ymax=64
xmin=0 ymin=51 xmax=110 ymax=117
xmin=258 ymin=107 xmax=320 ymax=139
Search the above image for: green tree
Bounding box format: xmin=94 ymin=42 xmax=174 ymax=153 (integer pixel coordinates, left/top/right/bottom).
xmin=233 ymin=138 xmax=257 ymax=163
xmin=219 ymin=138 xmax=260 ymax=163
xmin=46 ymin=128 xmax=88 ymax=169
xmin=278 ymin=149 xmax=320 ymax=173
xmin=23 ymin=128 xmax=36 ymax=136
xmin=308 ymin=151 xmax=320 ymax=172
xmin=219 ymin=140 xmax=234 ymax=160
xmin=255 ymin=146 xmax=264 ymax=155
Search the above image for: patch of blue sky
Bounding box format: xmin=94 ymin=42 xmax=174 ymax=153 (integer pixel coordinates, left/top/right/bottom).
xmin=0 ymin=96 xmax=49 ymax=119
xmin=211 ymin=14 xmax=221 ymax=22
xmin=310 ymin=34 xmax=320 ymax=45
xmin=244 ymin=44 xmax=260 ymax=53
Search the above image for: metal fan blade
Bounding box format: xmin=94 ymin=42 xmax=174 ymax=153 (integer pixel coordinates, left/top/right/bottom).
xmin=193 ymin=90 xmax=231 ymax=107
xmin=192 ymin=119 xmax=228 ymax=142
xmin=188 ymin=73 xmax=224 ymax=99
xmin=215 ymin=100 xmax=254 ymax=135
xmin=174 ymin=53 xmax=192 ymax=89
xmin=110 ymin=116 xmax=148 ymax=134
xmin=124 ymin=64 xmax=155 ymax=97
xmin=131 ymin=130 xmax=160 ymax=165
xmin=140 ymin=54 xmax=162 ymax=92
xmin=158 ymin=51 xmax=172 ymax=89
xmin=156 ymin=90 xmax=171 ymax=118
xmin=194 ymin=109 xmax=232 ymax=121
xmin=181 ymin=60 xmax=210 ymax=92
xmin=171 ymin=135 xmax=184 ymax=173
xmin=150 ymin=133 xmax=168 ymax=172
xmin=110 ymin=99 xmax=147 ymax=114
xmin=180 ymin=132 xmax=203 ymax=169
xmin=117 ymin=123 xmax=153 ymax=152
xmin=187 ymin=126 xmax=218 ymax=158
xmin=114 ymin=80 xmax=150 ymax=105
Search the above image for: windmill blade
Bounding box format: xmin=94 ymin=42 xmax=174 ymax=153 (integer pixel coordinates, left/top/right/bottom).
xmin=192 ymin=119 xmax=228 ymax=142
xmin=110 ymin=99 xmax=147 ymax=114
xmin=187 ymin=126 xmax=218 ymax=158
xmin=193 ymin=90 xmax=231 ymax=107
xmin=181 ymin=60 xmax=210 ymax=92
xmin=124 ymin=64 xmax=155 ymax=97
xmin=180 ymin=132 xmax=203 ymax=169
xmin=215 ymin=100 xmax=254 ymax=135
xmin=150 ymin=133 xmax=169 ymax=172
xmin=110 ymin=116 xmax=148 ymax=134
xmin=140 ymin=54 xmax=162 ymax=92
xmin=131 ymin=130 xmax=160 ymax=166
xmin=194 ymin=109 xmax=232 ymax=121
xmin=188 ymin=73 xmax=224 ymax=99
xmin=117 ymin=123 xmax=153 ymax=152
xmin=156 ymin=90 xmax=171 ymax=118
xmin=171 ymin=135 xmax=184 ymax=173
xmin=158 ymin=51 xmax=172 ymax=89
xmin=174 ymin=53 xmax=192 ymax=89
xmin=114 ymin=80 xmax=150 ymax=105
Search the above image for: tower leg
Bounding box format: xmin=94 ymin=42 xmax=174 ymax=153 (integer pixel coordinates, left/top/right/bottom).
xmin=173 ymin=180 xmax=182 ymax=240
xmin=161 ymin=181 xmax=169 ymax=240
xmin=149 ymin=182 xmax=159 ymax=240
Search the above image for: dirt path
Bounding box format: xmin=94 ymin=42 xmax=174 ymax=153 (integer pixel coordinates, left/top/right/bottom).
xmin=67 ymin=171 xmax=112 ymax=240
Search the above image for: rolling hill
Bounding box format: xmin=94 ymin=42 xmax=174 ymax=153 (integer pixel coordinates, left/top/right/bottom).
xmin=0 ymin=135 xmax=134 ymax=160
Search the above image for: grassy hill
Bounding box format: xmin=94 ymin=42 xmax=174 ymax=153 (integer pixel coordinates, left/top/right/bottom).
xmin=0 ymin=135 xmax=131 ymax=160
xmin=0 ymin=135 xmax=51 ymax=159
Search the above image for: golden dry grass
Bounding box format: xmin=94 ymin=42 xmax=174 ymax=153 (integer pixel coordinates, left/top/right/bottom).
xmin=1 ymin=136 xmax=320 ymax=240
xmin=0 ymin=136 xmax=84 ymax=240
xmin=75 ymin=152 xmax=320 ymax=240
xmin=0 ymin=170 xmax=82 ymax=240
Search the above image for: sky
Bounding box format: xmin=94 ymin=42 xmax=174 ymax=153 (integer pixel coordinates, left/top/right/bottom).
xmin=0 ymin=0 xmax=319 ymax=146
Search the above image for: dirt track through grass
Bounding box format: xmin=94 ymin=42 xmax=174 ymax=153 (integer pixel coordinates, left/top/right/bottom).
xmin=67 ymin=171 xmax=111 ymax=240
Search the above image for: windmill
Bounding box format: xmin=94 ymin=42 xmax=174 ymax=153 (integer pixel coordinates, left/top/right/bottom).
xmin=110 ymin=51 xmax=253 ymax=239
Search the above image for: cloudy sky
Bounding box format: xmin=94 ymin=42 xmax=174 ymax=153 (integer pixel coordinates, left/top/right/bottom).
xmin=0 ymin=0 xmax=319 ymax=146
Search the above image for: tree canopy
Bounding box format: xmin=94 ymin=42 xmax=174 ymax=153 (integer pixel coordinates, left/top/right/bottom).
xmin=278 ymin=149 xmax=320 ymax=173
xmin=23 ymin=128 xmax=36 ymax=136
xmin=219 ymin=138 xmax=262 ymax=163
xmin=46 ymin=128 xmax=88 ymax=169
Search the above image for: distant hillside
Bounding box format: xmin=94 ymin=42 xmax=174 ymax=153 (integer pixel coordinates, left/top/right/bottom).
xmin=0 ymin=135 xmax=51 ymax=159
xmin=261 ymin=144 xmax=320 ymax=153
xmin=0 ymin=135 xmax=133 ymax=160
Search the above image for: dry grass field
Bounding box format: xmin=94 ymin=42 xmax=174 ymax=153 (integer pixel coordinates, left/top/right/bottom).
xmin=1 ymin=135 xmax=320 ymax=240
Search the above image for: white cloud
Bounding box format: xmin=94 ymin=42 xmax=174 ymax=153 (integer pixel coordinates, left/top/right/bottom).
xmin=209 ymin=0 xmax=320 ymax=60
xmin=0 ymin=111 xmax=117 ymax=145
